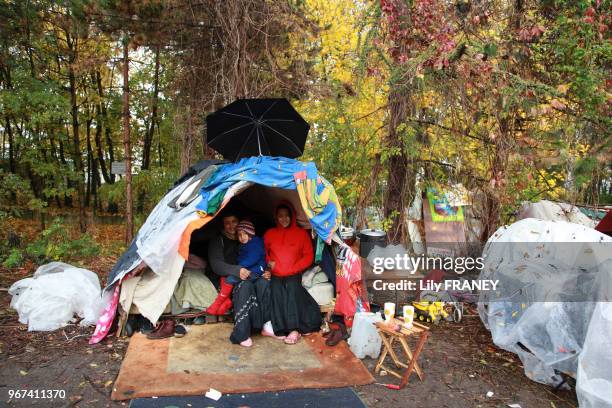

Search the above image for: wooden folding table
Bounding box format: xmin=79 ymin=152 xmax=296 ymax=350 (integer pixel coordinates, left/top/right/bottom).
xmin=374 ymin=318 xmax=430 ymax=388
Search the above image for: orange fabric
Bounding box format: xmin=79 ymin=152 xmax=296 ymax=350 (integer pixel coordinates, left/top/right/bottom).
xmin=178 ymin=200 xmax=233 ymax=260
xmin=178 ymin=214 xmax=213 ymax=260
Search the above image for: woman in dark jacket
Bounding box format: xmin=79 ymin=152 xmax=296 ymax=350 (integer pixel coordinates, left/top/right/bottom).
xmin=264 ymin=202 xmax=322 ymax=344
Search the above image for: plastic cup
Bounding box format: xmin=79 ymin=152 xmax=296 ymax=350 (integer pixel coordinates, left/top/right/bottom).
xmin=403 ymin=305 xmax=414 ymax=328
xmin=383 ymin=302 xmax=396 ymax=322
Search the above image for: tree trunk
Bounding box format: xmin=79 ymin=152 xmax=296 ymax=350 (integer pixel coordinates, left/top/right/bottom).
xmin=92 ymin=72 xmax=112 ymax=184
xmin=95 ymin=70 xmax=115 ymax=183
xmin=68 ymin=39 xmax=87 ymax=233
xmin=93 ymin=103 xmax=111 ymax=184
xmin=157 ymin=121 xmax=163 ymax=167
xmin=178 ymin=105 xmax=194 ymax=175
xmin=122 ymin=38 xmax=134 ymax=244
xmin=48 ymin=131 xmax=63 ymax=208
xmin=478 ymin=0 xmax=524 ymax=240
xmin=142 ymin=45 xmax=160 ymax=171
xmin=4 ymin=117 xmax=16 ymax=173
xmin=85 ymin=116 xmax=93 ymax=207
xmin=2 ymin=67 xmax=16 ymax=173
xmin=58 ymin=135 xmax=72 ymax=207
xmin=383 ymin=87 xmax=414 ymax=244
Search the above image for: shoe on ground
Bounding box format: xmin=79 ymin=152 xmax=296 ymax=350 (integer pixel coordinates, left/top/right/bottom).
xmin=174 ymin=324 xmax=187 ymax=338
xmin=147 ymin=320 xmax=175 ymax=340
xmin=125 ymin=318 xmax=135 ymax=337
xmin=193 ymin=315 xmax=207 ymax=325
xmin=325 ymin=329 xmax=344 ymax=346
xmin=140 ymin=317 xmax=155 ymax=334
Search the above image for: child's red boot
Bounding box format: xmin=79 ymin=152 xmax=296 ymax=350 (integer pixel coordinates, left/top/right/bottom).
xmin=207 ymin=277 xmax=233 ymax=315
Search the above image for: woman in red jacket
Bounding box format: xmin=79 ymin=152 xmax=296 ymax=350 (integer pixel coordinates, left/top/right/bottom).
xmin=264 ymin=202 xmax=322 ymax=344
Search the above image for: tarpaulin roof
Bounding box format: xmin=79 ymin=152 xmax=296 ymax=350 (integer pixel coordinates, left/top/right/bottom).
xmin=195 ymin=156 xmax=342 ymax=243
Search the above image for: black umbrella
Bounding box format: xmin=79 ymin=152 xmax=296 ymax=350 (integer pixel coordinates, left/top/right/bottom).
xmin=206 ymin=98 xmax=310 ymax=162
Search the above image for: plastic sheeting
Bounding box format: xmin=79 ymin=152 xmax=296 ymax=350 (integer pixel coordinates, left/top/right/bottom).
xmin=478 ymin=218 xmax=612 ymax=403
xmin=518 ymin=200 xmax=597 ymax=228
xmin=577 ymin=302 xmax=612 ymax=408
xmin=135 ymin=165 xmax=220 ymax=280
xmin=9 ymin=262 xmax=103 ymax=331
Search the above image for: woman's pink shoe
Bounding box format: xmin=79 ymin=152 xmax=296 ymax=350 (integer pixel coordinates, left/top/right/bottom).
xmin=284 ymin=331 xmax=301 ymax=345
xmin=240 ymin=337 xmax=253 ymax=347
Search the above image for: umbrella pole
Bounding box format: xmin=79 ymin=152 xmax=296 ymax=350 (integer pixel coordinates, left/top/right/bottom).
xmin=256 ymin=125 xmax=263 ymax=157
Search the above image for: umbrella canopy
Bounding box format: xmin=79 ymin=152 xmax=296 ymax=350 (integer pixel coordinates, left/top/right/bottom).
xmin=206 ymin=98 xmax=310 ymax=162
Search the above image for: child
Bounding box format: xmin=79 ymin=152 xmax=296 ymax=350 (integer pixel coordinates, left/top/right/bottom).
xmin=206 ymin=220 xmax=266 ymax=316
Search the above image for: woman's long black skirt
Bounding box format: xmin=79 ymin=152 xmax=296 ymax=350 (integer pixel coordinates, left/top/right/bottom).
xmin=270 ymin=274 xmax=322 ymax=336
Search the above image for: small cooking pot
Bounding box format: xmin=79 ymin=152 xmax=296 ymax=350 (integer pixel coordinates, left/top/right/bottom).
xmin=339 ymin=226 xmax=356 ymax=246
xmin=358 ymin=229 xmax=387 ymax=257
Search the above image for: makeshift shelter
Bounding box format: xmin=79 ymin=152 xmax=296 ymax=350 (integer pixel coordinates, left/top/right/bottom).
xmin=90 ymin=156 xmax=368 ymax=344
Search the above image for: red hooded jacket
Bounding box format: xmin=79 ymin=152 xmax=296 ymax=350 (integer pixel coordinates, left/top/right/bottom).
xmin=264 ymin=202 xmax=314 ymax=277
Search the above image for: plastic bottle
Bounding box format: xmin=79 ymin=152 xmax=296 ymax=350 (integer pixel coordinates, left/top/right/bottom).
xmin=348 ymin=312 xmax=384 ymax=359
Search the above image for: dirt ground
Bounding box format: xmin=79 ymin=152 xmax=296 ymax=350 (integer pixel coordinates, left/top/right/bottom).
xmin=0 ymin=262 xmax=578 ymax=408
xmin=354 ymin=319 xmax=577 ymax=408
xmin=0 ymin=311 xmax=578 ymax=407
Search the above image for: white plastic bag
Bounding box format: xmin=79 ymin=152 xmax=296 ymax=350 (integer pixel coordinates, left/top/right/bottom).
xmin=9 ymin=262 xmax=104 ymax=331
xmin=576 ymin=302 xmax=612 ymax=408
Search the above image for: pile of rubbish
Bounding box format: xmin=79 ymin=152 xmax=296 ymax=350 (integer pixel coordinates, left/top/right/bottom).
xmin=478 ymin=218 xmax=611 ymax=407
xmin=9 ymin=262 xmax=105 ymax=331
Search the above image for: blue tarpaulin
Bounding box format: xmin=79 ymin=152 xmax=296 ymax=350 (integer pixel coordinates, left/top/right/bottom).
xmin=195 ymin=156 xmax=341 ymax=242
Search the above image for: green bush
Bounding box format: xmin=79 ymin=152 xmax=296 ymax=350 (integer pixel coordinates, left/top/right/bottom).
xmin=23 ymin=218 xmax=100 ymax=264
xmin=0 ymin=170 xmax=37 ymax=217
xmin=2 ymin=248 xmax=24 ymax=268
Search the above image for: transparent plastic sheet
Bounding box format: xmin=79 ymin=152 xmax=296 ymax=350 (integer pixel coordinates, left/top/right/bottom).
xmin=517 ymin=200 xmax=597 ymax=228
xmin=9 ymin=262 xmax=103 ymax=331
xmin=576 ymin=302 xmax=612 ymax=408
xmin=477 ymin=219 xmax=612 ymax=396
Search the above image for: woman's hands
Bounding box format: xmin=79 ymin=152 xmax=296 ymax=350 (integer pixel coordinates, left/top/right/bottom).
xmin=263 ymin=260 xmax=275 ymax=280
xmin=239 ymin=268 xmax=251 ymax=280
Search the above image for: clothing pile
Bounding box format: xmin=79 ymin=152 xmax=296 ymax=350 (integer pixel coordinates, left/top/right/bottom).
xmin=301 ymin=265 xmax=334 ymax=306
